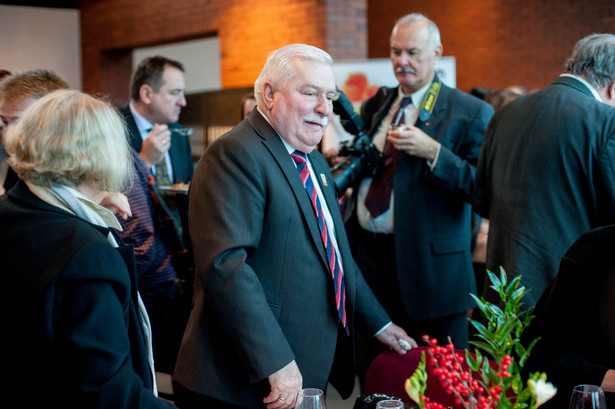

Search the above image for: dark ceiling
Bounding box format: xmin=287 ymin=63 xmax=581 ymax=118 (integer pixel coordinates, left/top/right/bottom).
xmin=0 ymin=1 xmax=79 ymax=8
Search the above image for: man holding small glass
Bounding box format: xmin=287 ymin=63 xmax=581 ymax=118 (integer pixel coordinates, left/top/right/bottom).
xmin=119 ymin=55 xmax=194 ymax=186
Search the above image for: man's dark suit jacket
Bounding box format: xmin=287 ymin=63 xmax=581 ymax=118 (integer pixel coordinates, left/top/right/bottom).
xmin=172 ymin=109 xmax=390 ymax=408
xmin=350 ymin=78 xmax=493 ymax=319
xmin=118 ymin=104 xmax=194 ymax=184
xmin=0 ymin=181 xmax=175 ymax=409
xmin=474 ymin=76 xmax=615 ymax=307
xmin=523 ymin=224 xmax=615 ymax=409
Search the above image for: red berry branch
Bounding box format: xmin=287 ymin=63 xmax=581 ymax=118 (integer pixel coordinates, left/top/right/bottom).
xmin=421 ymin=335 xmax=512 ymax=409
xmin=405 ymin=269 xmax=556 ymax=409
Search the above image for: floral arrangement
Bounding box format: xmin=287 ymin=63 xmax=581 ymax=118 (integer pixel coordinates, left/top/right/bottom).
xmin=405 ymin=268 xmax=556 ymax=409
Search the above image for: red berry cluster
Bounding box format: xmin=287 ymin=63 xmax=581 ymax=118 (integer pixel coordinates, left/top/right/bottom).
xmin=421 ymin=335 xmax=512 ymax=409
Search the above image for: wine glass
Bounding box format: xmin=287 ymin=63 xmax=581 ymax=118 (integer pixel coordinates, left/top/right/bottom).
xmin=294 ymin=388 xmax=326 ymax=409
xmin=569 ymin=384 xmax=607 ymax=409
xmin=376 ymin=399 xmax=404 ymax=408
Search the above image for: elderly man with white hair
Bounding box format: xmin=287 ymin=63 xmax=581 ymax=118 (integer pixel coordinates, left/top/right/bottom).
xmin=172 ymin=43 xmax=416 ymax=409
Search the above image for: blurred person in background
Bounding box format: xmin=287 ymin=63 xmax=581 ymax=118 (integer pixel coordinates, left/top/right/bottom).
xmin=119 ymin=55 xmax=193 ymax=186
xmin=241 ymin=92 xmax=257 ymax=120
xmin=0 ymin=68 xmax=13 ymax=195
xmin=119 ymin=56 xmax=195 ymax=374
xmin=474 ymin=33 xmax=615 ymax=310
xmin=331 ymin=13 xmax=493 ymax=388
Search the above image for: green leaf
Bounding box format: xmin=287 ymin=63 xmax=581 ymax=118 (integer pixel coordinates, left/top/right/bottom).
xmin=511 ymin=287 xmax=526 ymax=302
xmin=488 ymin=303 xmax=505 ymax=317
xmin=470 ymin=340 xmax=499 ymax=359
xmin=494 ymin=317 xmax=516 ymax=344
xmin=487 ymin=269 xmax=503 ymax=291
xmin=518 ymin=337 xmax=540 ymax=367
xmin=466 ymin=350 xmax=480 ymax=372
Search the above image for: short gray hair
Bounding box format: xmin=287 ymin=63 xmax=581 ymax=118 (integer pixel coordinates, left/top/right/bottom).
xmin=0 ymin=69 xmax=69 ymax=106
xmin=6 ymin=89 xmax=132 ymax=192
xmin=254 ymin=44 xmax=333 ymax=107
xmin=392 ymin=13 xmax=441 ymax=50
xmin=563 ymin=33 xmax=615 ymax=89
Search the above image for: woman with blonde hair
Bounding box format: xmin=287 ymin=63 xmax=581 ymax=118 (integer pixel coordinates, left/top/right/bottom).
xmin=0 ymin=89 xmax=177 ymax=409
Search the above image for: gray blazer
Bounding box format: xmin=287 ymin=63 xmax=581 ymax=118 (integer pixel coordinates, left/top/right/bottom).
xmin=173 ymin=109 xmax=389 ymax=407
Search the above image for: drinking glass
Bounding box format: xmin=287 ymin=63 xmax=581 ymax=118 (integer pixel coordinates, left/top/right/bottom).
xmin=376 ymin=399 xmax=404 ymax=408
xmin=294 ymin=388 xmax=326 ymax=409
xmin=569 ymin=384 xmax=607 ymax=409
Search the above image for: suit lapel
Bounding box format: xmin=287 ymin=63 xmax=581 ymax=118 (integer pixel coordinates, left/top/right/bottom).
xmin=168 ymin=133 xmax=182 ymax=183
xmin=120 ymin=105 xmax=143 ymax=152
xmin=249 ymin=111 xmax=330 ymax=266
xmin=370 ymin=89 xmax=398 ymax=138
xmin=309 ymin=152 xmax=339 ymax=227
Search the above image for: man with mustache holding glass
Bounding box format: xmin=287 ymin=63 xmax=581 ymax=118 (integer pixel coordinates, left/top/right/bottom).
xmin=172 ymin=43 xmax=416 ymax=409
xmin=340 ymin=13 xmax=493 ymax=384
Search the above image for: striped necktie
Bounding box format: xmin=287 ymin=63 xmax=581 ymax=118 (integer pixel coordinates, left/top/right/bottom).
xmin=291 ymin=150 xmax=348 ymax=334
xmin=364 ymin=96 xmax=413 ymax=217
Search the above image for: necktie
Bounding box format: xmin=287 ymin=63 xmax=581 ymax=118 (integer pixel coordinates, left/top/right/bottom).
xmin=364 ymin=96 xmax=413 ymax=217
xmin=153 ymin=158 xmax=171 ymax=186
xmin=144 ymin=127 xmax=171 ymax=186
xmin=291 ymin=150 xmax=348 ymax=334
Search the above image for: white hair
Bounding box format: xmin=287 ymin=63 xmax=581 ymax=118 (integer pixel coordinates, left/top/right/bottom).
xmin=392 ymin=13 xmax=441 ymax=50
xmin=254 ymin=44 xmax=333 ymax=107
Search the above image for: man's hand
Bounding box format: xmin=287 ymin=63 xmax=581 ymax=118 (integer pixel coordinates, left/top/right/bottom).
xmin=139 ymin=124 xmax=171 ymax=167
xmin=100 ymin=192 xmax=131 ymax=220
xmin=376 ymin=323 xmax=418 ymax=354
xmin=263 ymin=360 xmax=303 ymax=409
xmin=601 ymin=369 xmax=615 ymax=393
xmin=388 ymin=125 xmax=440 ymax=161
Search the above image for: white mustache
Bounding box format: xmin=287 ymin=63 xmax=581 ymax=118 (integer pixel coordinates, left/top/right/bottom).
xmin=304 ymin=114 xmax=328 ymax=127
xmin=396 ymin=66 xmax=416 ymax=74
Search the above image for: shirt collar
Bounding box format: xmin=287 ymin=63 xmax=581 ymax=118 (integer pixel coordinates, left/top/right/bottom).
xmin=256 ymin=107 xmax=301 ymax=156
xmin=560 ymin=74 xmax=603 ymax=101
xmin=398 ymin=80 xmax=432 ymax=108
xmin=129 ymin=101 xmax=155 ymax=137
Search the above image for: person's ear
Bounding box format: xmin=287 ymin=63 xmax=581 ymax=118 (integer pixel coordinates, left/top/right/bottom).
xmin=600 ymin=80 xmax=615 ymax=107
xmin=262 ymin=81 xmax=276 ymax=111
xmin=608 ymin=80 xmax=615 ymax=101
xmin=139 ymin=84 xmax=154 ymax=104
xmin=433 ymin=44 xmax=443 ymax=60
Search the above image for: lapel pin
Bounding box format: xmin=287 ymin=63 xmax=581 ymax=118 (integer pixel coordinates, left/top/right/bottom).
xmin=320 ymin=173 xmax=328 ymax=186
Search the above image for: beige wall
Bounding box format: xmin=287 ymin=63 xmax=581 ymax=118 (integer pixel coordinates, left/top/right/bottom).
xmin=0 ymin=5 xmax=81 ymax=89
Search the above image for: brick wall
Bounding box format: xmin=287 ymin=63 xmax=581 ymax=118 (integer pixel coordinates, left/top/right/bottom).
xmin=80 ymin=0 xmax=368 ymax=106
xmin=367 ymin=0 xmax=615 ymax=93
xmin=81 ymin=0 xmax=615 ymax=103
